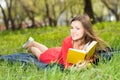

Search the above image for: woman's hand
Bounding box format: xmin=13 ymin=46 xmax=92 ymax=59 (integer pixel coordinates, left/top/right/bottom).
xmin=72 ymin=60 xmax=92 ymax=70
xmin=75 ymin=60 xmax=88 ymax=69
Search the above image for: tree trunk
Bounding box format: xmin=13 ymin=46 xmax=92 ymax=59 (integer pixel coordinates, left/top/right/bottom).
xmin=84 ymin=0 xmax=95 ymax=23
xmin=0 ymin=4 xmax=9 ymax=30
xmin=70 ymin=5 xmax=74 ymax=18
xmin=52 ymin=3 xmax=57 ymax=27
xmin=6 ymin=0 xmax=15 ymax=30
xmin=27 ymin=11 xmax=35 ymax=27
xmin=44 ymin=0 xmax=53 ymax=26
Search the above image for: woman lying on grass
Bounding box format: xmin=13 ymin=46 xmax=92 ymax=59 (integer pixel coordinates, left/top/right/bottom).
xmin=22 ymin=14 xmax=111 ymax=69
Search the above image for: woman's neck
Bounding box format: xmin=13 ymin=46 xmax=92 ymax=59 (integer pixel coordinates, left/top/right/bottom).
xmin=73 ymin=39 xmax=85 ymax=50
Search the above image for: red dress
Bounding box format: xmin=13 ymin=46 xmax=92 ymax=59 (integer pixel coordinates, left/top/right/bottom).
xmin=39 ymin=36 xmax=72 ymax=67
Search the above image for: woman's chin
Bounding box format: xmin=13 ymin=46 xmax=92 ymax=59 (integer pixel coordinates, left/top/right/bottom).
xmin=72 ymin=37 xmax=83 ymax=41
xmin=72 ymin=38 xmax=79 ymax=41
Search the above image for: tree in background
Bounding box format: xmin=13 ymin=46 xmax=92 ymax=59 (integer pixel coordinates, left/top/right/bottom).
xmin=19 ymin=0 xmax=42 ymax=28
xmin=43 ymin=0 xmax=68 ymax=26
xmin=101 ymin=0 xmax=120 ymax=21
xmin=0 ymin=0 xmax=14 ymax=30
xmin=0 ymin=0 xmax=120 ymax=31
xmin=0 ymin=0 xmax=26 ymax=30
xmin=84 ymin=0 xmax=95 ymax=23
xmin=0 ymin=3 xmax=9 ymax=29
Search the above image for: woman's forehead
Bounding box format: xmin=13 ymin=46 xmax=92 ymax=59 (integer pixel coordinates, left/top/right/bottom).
xmin=71 ymin=21 xmax=83 ymax=27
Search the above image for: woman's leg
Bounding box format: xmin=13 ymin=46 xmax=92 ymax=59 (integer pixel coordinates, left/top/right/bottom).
xmin=32 ymin=41 xmax=48 ymax=53
xmin=24 ymin=41 xmax=48 ymax=53
xmin=28 ymin=47 xmax=42 ymax=59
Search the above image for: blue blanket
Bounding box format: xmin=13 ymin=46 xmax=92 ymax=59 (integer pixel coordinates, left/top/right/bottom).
xmin=0 ymin=53 xmax=64 ymax=70
xmin=0 ymin=50 xmax=118 ymax=69
xmin=0 ymin=53 xmax=48 ymax=69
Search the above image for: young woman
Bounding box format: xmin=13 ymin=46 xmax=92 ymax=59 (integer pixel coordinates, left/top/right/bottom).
xmin=23 ymin=14 xmax=110 ymax=68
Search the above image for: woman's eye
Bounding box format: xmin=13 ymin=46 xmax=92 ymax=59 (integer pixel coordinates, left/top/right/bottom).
xmin=76 ymin=28 xmax=80 ymax=30
xmin=70 ymin=27 xmax=80 ymax=30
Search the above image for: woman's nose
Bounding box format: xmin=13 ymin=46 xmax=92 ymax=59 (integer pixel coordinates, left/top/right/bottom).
xmin=71 ymin=29 xmax=76 ymax=33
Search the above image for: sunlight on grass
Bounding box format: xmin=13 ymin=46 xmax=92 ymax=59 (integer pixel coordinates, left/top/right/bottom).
xmin=0 ymin=22 xmax=120 ymax=80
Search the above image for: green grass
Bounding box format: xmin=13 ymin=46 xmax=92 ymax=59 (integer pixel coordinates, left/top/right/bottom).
xmin=0 ymin=22 xmax=120 ymax=80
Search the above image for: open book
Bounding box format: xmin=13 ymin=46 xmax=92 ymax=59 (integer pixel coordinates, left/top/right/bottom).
xmin=66 ymin=41 xmax=97 ymax=64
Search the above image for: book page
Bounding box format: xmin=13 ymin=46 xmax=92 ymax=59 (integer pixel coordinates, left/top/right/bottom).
xmin=85 ymin=41 xmax=97 ymax=52
xmin=83 ymin=42 xmax=90 ymax=51
xmin=85 ymin=41 xmax=97 ymax=59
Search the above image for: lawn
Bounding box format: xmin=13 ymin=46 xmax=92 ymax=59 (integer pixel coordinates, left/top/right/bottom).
xmin=0 ymin=22 xmax=120 ymax=80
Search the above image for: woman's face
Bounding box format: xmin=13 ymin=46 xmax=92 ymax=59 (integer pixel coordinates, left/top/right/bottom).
xmin=70 ymin=21 xmax=85 ymax=41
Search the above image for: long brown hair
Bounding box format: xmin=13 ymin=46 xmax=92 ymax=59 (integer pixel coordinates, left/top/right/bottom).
xmin=70 ymin=14 xmax=111 ymax=51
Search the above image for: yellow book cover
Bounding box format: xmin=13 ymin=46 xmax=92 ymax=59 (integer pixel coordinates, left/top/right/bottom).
xmin=66 ymin=41 xmax=97 ymax=64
